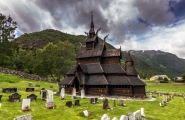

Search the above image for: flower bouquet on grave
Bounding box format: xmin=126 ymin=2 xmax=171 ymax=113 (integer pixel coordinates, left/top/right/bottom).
xmin=9 ymin=99 xmax=14 ymax=102
xmin=23 ymin=105 xmax=30 ymax=111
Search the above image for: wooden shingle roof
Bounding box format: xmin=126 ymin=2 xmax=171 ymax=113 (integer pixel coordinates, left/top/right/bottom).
xmin=75 ymin=42 xmax=104 ymax=58
xmin=102 ymin=49 xmax=121 ymax=57
xmin=59 ymin=76 xmax=74 ymax=85
xmin=102 ymin=63 xmax=126 ymax=74
xmin=127 ymin=76 xmax=146 ymax=86
xmin=66 ymin=65 xmax=78 ymax=75
xmin=106 ymin=75 xmax=132 ymax=85
xmin=87 ymin=74 xmax=108 ymax=85
xmin=125 ymin=65 xmax=137 ymax=76
xmin=80 ymin=63 xmax=104 ymax=74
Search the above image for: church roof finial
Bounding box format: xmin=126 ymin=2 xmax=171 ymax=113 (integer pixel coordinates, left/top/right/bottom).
xmin=89 ymin=12 xmax=95 ymax=38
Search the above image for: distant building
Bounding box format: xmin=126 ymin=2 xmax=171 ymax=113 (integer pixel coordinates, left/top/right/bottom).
xmin=150 ymin=75 xmax=168 ymax=80
xmin=58 ymin=13 xmax=146 ymax=97
xmin=175 ymin=77 xmax=184 ymax=82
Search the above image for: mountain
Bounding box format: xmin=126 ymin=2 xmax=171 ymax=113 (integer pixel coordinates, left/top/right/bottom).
xmin=14 ymin=29 xmax=184 ymax=78
xmin=130 ymin=50 xmax=185 ymax=78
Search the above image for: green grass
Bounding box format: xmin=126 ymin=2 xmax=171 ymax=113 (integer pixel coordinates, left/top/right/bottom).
xmin=1 ymin=74 xmax=185 ymax=120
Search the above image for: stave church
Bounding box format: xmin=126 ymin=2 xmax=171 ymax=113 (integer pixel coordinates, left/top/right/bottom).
xmin=58 ymin=13 xmax=146 ymax=97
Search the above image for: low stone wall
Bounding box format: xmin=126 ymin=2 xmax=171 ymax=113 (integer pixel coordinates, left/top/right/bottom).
xmin=0 ymin=67 xmax=53 ymax=83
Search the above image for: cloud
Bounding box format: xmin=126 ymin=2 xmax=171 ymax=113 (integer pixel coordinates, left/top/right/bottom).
xmin=0 ymin=0 xmax=185 ymax=58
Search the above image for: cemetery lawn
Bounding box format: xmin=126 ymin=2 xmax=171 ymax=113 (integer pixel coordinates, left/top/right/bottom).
xmin=1 ymin=73 xmax=185 ymax=120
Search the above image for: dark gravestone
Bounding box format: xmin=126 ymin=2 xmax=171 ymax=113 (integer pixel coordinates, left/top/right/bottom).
xmin=28 ymin=83 xmax=33 ymax=87
xmin=90 ymin=98 xmax=95 ymax=104
xmin=41 ymin=90 xmax=47 ymax=100
xmin=50 ymin=85 xmax=53 ymax=88
xmin=74 ymin=99 xmax=80 ymax=106
xmin=27 ymin=94 xmax=37 ymax=101
xmin=103 ymin=98 xmax=109 ymax=109
xmin=0 ymin=95 xmax=2 ymax=101
xmin=35 ymin=84 xmax=40 ymax=87
xmin=9 ymin=93 xmax=21 ymax=102
xmin=2 ymin=87 xmax=17 ymax=93
xmin=66 ymin=101 xmax=72 ymax=107
xmin=113 ymin=100 xmax=116 ymax=107
xmin=95 ymin=98 xmax=98 ymax=103
xmin=40 ymin=88 xmax=45 ymax=95
xmin=26 ymin=88 xmax=34 ymax=92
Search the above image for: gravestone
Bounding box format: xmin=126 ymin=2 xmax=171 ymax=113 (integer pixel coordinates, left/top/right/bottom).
xmin=9 ymin=93 xmax=21 ymax=102
xmin=72 ymin=88 xmax=76 ymax=97
xmin=22 ymin=99 xmax=31 ymax=111
xmin=101 ymin=114 xmax=110 ymax=120
xmin=0 ymin=95 xmax=2 ymax=101
xmin=113 ymin=99 xmax=116 ymax=107
xmin=149 ymin=93 xmax=152 ymax=98
xmin=83 ymin=110 xmax=92 ymax=117
xmin=95 ymin=98 xmax=98 ymax=103
xmin=35 ymin=84 xmax=40 ymax=87
xmin=119 ymin=99 xmax=126 ymax=106
xmin=112 ymin=117 xmax=118 ymax=120
xmin=2 ymin=87 xmax=18 ymax=93
xmin=60 ymin=88 xmax=65 ymax=99
xmin=28 ymin=83 xmax=33 ymax=87
xmin=27 ymin=94 xmax=37 ymax=101
xmin=46 ymin=90 xmax=54 ymax=109
xmin=127 ymin=113 xmax=135 ymax=120
xmin=133 ymin=110 xmax=141 ymax=120
xmin=14 ymin=114 xmax=32 ymax=120
xmin=0 ymin=103 xmax=2 ymax=108
xmin=26 ymin=88 xmax=34 ymax=92
xmin=74 ymin=99 xmax=80 ymax=106
xmin=90 ymin=98 xmax=95 ymax=104
xmin=41 ymin=90 xmax=47 ymax=100
xmin=103 ymin=98 xmax=109 ymax=109
xmin=120 ymin=115 xmax=128 ymax=120
xmin=50 ymin=85 xmax=53 ymax=88
xmin=141 ymin=108 xmax=145 ymax=117
xmin=81 ymin=89 xmax=85 ymax=99
xmin=66 ymin=101 xmax=72 ymax=107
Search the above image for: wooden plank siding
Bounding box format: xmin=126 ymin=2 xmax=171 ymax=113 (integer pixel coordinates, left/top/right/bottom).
xmin=102 ymin=57 xmax=119 ymax=64
xmin=77 ymin=57 xmax=100 ymax=64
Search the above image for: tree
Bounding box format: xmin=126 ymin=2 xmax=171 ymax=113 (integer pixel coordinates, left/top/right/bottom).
xmin=182 ymin=73 xmax=185 ymax=80
xmin=0 ymin=12 xmax=17 ymax=68
xmin=34 ymin=41 xmax=75 ymax=82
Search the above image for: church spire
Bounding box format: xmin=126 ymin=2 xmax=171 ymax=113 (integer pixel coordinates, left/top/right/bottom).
xmin=89 ymin=12 xmax=95 ymax=38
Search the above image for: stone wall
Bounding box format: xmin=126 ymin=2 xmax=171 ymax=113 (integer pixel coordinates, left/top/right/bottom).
xmin=0 ymin=67 xmax=53 ymax=83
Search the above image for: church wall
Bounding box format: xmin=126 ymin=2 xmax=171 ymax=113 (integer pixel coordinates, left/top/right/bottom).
xmin=77 ymin=57 xmax=100 ymax=64
xmin=102 ymin=57 xmax=119 ymax=64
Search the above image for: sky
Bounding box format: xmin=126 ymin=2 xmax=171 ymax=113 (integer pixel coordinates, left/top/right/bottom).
xmin=1 ymin=0 xmax=185 ymax=58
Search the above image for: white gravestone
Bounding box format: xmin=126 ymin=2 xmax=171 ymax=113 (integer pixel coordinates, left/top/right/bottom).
xmin=83 ymin=110 xmax=89 ymax=117
xmin=162 ymin=94 xmax=165 ymax=100
xmin=128 ymin=113 xmax=135 ymax=120
xmin=72 ymin=88 xmax=76 ymax=96
xmin=149 ymin=93 xmax=152 ymax=98
xmin=141 ymin=108 xmax=145 ymax=117
xmin=22 ymin=99 xmax=31 ymax=111
xmin=134 ymin=110 xmax=141 ymax=120
xmin=120 ymin=115 xmax=128 ymax=120
xmin=60 ymin=88 xmax=65 ymax=99
xmin=112 ymin=117 xmax=118 ymax=120
xmin=47 ymin=90 xmax=53 ymax=103
xmin=81 ymin=89 xmax=85 ymax=98
xmin=101 ymin=114 xmax=110 ymax=120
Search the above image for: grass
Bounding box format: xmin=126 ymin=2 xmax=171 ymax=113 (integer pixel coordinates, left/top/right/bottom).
xmin=1 ymin=74 xmax=185 ymax=120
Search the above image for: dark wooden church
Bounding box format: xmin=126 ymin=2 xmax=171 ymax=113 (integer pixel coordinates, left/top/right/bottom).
xmin=59 ymin=13 xmax=146 ymax=97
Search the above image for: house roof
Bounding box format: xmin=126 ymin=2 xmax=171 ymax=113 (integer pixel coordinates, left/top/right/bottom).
xmin=102 ymin=63 xmax=126 ymax=74
xmin=127 ymin=76 xmax=146 ymax=86
xmin=87 ymin=74 xmax=108 ymax=85
xmin=102 ymin=49 xmax=121 ymax=57
xmin=75 ymin=42 xmax=104 ymax=58
xmin=106 ymin=75 xmax=132 ymax=85
xmin=59 ymin=76 xmax=75 ymax=85
xmin=67 ymin=65 xmax=78 ymax=75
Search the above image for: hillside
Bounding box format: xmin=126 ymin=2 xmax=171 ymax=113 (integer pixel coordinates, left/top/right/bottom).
xmin=130 ymin=50 xmax=185 ymax=78
xmin=14 ymin=29 xmax=183 ymax=78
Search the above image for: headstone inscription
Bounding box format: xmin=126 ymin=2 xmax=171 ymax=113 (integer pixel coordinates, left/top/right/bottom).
xmin=60 ymin=88 xmax=65 ymax=99
xmin=81 ymin=89 xmax=85 ymax=99
xmin=27 ymin=94 xmax=37 ymax=101
xmin=26 ymin=88 xmax=34 ymax=92
xmin=103 ymin=98 xmax=109 ymax=109
xmin=22 ymin=99 xmax=31 ymax=111
xmin=120 ymin=115 xmax=128 ymax=120
xmin=9 ymin=93 xmax=21 ymax=102
xmin=66 ymin=101 xmax=72 ymax=107
xmin=14 ymin=114 xmax=32 ymax=120
xmin=41 ymin=90 xmax=47 ymax=100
